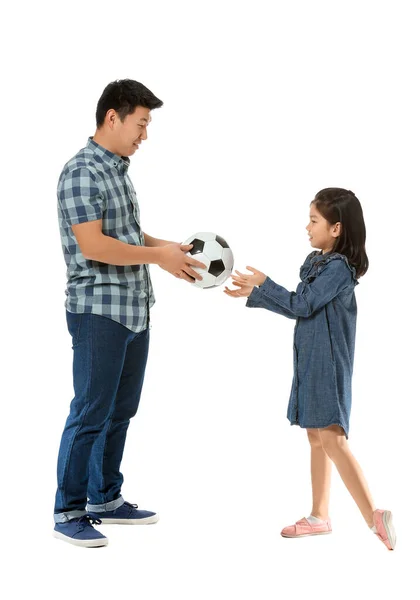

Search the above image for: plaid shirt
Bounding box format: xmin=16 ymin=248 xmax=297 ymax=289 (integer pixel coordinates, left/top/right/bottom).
xmin=57 ymin=137 xmax=155 ymax=332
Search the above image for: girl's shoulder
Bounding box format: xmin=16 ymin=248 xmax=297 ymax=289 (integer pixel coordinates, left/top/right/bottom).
xmin=300 ymin=251 xmax=358 ymax=284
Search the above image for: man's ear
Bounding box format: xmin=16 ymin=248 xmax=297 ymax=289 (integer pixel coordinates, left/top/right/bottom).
xmin=106 ymin=109 xmax=117 ymax=129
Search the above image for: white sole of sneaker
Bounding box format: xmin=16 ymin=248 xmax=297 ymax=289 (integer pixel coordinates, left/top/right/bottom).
xmin=281 ymin=531 xmax=332 ymax=538
xmin=97 ymin=514 xmax=159 ymax=525
xmin=382 ymin=510 xmax=397 ymax=550
xmin=53 ymin=531 xmax=108 ymax=547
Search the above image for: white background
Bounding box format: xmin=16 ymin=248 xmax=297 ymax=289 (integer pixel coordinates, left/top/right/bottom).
xmin=2 ymin=1 xmax=419 ymax=598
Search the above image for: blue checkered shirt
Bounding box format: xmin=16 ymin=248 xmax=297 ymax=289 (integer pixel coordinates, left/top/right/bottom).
xmin=57 ymin=137 xmax=155 ymax=332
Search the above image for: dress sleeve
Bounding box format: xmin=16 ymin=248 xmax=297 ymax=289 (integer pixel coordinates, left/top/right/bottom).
xmin=58 ymin=167 xmax=106 ymax=226
xmin=245 ymin=259 xmax=354 ymax=318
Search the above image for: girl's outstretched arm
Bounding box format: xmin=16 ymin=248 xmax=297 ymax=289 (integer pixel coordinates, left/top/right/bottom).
xmin=245 ymin=260 xmax=354 ymax=318
xmin=224 ymin=266 xmax=297 ymax=319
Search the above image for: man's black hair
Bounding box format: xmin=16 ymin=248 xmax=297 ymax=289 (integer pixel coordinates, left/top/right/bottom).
xmin=96 ymin=79 xmax=163 ymax=127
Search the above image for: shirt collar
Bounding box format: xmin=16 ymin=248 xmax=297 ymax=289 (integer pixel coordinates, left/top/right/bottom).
xmin=87 ymin=137 xmax=130 ymax=173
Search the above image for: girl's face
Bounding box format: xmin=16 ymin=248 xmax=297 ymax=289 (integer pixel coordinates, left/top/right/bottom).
xmin=306 ymin=204 xmax=341 ymax=253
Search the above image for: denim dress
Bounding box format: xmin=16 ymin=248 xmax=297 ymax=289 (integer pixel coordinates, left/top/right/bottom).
xmin=246 ymin=251 xmax=358 ymax=438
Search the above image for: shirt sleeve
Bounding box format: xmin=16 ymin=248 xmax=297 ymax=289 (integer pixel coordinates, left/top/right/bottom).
xmin=58 ymin=167 xmax=106 ymax=225
xmin=245 ymin=259 xmax=353 ymax=318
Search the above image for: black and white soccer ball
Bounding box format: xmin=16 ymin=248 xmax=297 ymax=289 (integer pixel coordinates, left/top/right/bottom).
xmin=183 ymin=232 xmax=234 ymax=289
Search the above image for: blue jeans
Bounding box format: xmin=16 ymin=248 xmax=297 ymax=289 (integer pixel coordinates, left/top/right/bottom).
xmin=54 ymin=311 xmax=149 ymax=523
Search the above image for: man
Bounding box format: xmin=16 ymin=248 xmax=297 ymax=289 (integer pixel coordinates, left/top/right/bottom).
xmin=54 ymin=79 xmax=205 ymax=547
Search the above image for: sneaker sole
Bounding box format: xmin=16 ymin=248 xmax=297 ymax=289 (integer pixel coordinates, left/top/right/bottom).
xmin=97 ymin=514 xmax=159 ymax=525
xmin=281 ymin=531 xmax=332 ymax=538
xmin=53 ymin=531 xmax=108 ymax=547
xmin=382 ymin=510 xmax=397 ymax=550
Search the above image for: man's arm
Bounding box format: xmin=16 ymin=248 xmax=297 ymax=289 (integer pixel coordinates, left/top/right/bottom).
xmin=72 ymin=220 xmax=162 ymax=266
xmin=71 ymin=220 xmax=206 ymax=281
xmin=144 ymin=232 xmax=175 ymax=248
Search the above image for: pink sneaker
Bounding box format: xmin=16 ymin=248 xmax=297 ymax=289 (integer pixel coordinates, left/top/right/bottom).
xmin=281 ymin=517 xmax=332 ymax=538
xmin=372 ymin=509 xmax=396 ymax=550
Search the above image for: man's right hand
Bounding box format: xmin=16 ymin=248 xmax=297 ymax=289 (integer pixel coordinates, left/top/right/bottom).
xmin=157 ymin=243 xmax=207 ymax=283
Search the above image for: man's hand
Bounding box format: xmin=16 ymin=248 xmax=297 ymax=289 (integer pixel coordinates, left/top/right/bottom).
xmin=224 ymin=266 xmax=267 ymax=298
xmin=158 ymin=243 xmax=207 ymax=283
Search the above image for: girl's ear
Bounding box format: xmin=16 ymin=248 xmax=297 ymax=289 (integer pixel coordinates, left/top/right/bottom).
xmin=332 ymin=222 xmax=342 ymax=238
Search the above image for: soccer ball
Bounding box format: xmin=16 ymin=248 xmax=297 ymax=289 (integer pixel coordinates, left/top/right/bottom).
xmin=183 ymin=232 xmax=234 ymax=289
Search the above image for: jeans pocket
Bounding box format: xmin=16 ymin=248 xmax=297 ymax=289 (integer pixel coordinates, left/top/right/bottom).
xmin=66 ymin=311 xmax=83 ymax=348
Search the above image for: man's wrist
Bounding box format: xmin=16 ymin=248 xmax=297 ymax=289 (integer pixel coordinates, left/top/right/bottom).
xmin=151 ymin=246 xmax=164 ymax=265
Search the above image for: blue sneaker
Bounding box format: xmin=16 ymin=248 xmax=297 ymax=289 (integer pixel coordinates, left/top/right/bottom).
xmin=53 ymin=515 xmax=108 ymax=548
xmin=88 ymin=501 xmax=159 ymax=525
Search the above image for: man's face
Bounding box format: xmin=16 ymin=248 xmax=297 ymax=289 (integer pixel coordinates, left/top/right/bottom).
xmin=111 ymin=106 xmax=151 ymax=157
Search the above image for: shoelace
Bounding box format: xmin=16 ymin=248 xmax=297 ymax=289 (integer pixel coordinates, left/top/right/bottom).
xmin=124 ymin=502 xmax=138 ymax=509
xmin=75 ymin=514 xmax=102 ymax=531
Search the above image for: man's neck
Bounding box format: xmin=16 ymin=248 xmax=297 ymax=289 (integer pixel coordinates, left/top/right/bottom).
xmin=92 ymin=132 xmax=121 ymax=157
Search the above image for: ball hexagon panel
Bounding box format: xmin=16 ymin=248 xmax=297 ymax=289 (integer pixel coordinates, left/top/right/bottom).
xmin=194 ymin=271 xmax=217 ymax=289
xmin=215 ymin=268 xmax=231 ymax=286
xmin=221 ymin=248 xmax=234 ymax=271
xmin=193 ymin=253 xmax=211 ymax=275
xmin=203 ymin=240 xmax=224 ymax=260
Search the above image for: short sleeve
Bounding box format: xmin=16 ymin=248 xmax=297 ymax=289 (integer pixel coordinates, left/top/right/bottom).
xmin=58 ymin=167 xmax=106 ymax=226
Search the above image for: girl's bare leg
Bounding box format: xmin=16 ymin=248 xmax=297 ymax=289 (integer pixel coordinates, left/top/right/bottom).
xmin=307 ymin=428 xmax=332 ymax=520
xmin=318 ymin=425 xmax=376 ymax=527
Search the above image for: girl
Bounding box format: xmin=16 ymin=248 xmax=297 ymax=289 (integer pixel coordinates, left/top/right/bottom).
xmin=224 ymin=188 xmax=396 ymax=550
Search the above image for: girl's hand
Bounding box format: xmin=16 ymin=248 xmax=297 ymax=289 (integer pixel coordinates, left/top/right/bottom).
xmin=224 ymin=266 xmax=267 ymax=298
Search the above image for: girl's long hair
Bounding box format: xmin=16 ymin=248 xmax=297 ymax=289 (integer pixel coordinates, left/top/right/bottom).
xmin=312 ymin=188 xmax=369 ymax=278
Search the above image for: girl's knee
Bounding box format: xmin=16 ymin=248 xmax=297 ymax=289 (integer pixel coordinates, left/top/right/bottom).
xmin=306 ymin=428 xmax=323 ymax=447
xmin=318 ymin=425 xmax=347 ymax=455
